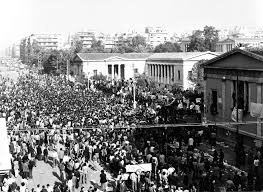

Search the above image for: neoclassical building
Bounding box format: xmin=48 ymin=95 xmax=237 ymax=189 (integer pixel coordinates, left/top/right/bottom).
xmin=203 ymin=48 xmax=263 ymax=147
xmin=146 ymin=52 xmax=220 ymax=90
xmin=71 ymin=53 xmax=153 ymax=80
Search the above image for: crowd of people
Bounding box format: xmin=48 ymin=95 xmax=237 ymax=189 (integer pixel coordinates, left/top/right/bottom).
xmin=0 ymin=71 xmax=263 ymax=192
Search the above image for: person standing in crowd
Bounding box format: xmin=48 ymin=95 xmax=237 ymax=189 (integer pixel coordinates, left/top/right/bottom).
xmin=58 ymin=148 xmax=64 ymax=164
xmin=28 ymin=159 xmax=35 ymax=179
xmin=43 ymin=146 xmax=48 ymax=163
xmin=100 ymin=170 xmax=107 ymax=192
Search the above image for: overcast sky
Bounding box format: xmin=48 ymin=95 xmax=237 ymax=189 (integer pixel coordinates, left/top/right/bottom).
xmin=1 ymin=0 xmax=263 ymax=49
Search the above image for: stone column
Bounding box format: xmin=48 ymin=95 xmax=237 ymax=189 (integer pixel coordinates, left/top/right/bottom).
xmin=222 ymin=79 xmax=226 ymax=119
xmin=160 ymin=64 xmax=163 ymax=84
xmin=118 ymin=64 xmax=121 ymax=79
xmin=150 ymin=64 xmax=152 ymax=78
xmin=164 ymin=65 xmax=168 ymax=84
xmin=173 ymin=65 xmax=176 ymax=83
xmin=163 ymin=65 xmax=165 ymax=84
xmin=166 ymin=65 xmax=169 ymax=85
xmin=147 ymin=63 xmax=150 ymax=77
xmin=257 ymin=83 xmax=262 ymax=139
xmin=169 ymin=65 xmax=173 ymax=85
xmin=203 ymin=78 xmax=207 ymax=120
xmin=111 ymin=64 xmax=114 ymax=79
xmin=230 ymin=80 xmax=234 ymax=108
xmin=156 ymin=65 xmax=160 ymax=83
xmin=153 ymin=64 xmax=156 ymax=81
xmin=168 ymin=65 xmax=171 ymax=85
xmin=151 ymin=64 xmax=153 ymax=79
xmin=156 ymin=65 xmax=158 ymax=82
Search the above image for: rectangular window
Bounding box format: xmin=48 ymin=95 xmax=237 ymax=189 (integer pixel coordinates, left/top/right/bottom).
xmin=211 ymin=90 xmax=218 ymax=114
xmin=232 ymin=80 xmax=248 ymax=111
xmin=93 ymin=70 xmax=97 ymax=76
xmin=134 ymin=68 xmax=138 ymax=74
xmin=108 ymin=65 xmax=112 ymax=75
xmin=178 ymin=70 xmax=181 ymax=80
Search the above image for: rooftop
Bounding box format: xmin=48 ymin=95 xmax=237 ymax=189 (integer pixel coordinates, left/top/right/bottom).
xmin=202 ymin=48 xmax=263 ymax=68
xmin=77 ymin=53 xmax=153 ymax=61
xmin=147 ymin=51 xmax=220 ymax=61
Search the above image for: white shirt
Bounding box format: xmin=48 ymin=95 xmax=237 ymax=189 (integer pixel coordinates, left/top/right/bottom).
xmin=189 ymin=138 xmax=194 ymax=146
xmin=47 ymin=186 xmax=53 ymax=192
xmin=36 ymin=187 xmax=41 ymax=192
xmin=67 ymin=179 xmax=73 ymax=188
xmin=254 ymin=159 xmax=259 ymax=167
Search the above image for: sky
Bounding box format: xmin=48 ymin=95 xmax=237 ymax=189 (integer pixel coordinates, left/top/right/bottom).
xmin=0 ymin=0 xmax=263 ymax=50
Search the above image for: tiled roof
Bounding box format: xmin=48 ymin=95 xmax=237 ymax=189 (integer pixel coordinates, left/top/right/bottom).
xmin=77 ymin=53 xmax=153 ymax=61
xmin=147 ymin=51 xmax=220 ymax=61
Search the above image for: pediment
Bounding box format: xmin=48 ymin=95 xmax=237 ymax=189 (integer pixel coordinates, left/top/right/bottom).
xmin=72 ymin=54 xmax=83 ymax=62
xmin=203 ymin=49 xmax=263 ymax=71
xmin=187 ymin=52 xmax=220 ymax=61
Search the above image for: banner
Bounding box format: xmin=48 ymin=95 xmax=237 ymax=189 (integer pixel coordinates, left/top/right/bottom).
xmin=231 ymin=108 xmax=243 ymax=122
xmin=125 ymin=163 xmax=152 ymax=173
xmin=250 ymin=102 xmax=263 ymax=118
xmin=0 ymin=118 xmax=11 ymax=174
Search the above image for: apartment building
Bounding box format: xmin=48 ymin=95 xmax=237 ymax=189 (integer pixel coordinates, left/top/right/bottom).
xmin=144 ymin=27 xmax=169 ymax=47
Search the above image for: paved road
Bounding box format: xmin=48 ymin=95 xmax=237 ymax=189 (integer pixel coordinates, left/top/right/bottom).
xmin=14 ymin=159 xmax=114 ymax=191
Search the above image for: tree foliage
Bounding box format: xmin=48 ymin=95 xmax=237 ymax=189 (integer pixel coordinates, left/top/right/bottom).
xmin=188 ymin=60 xmax=207 ymax=91
xmin=188 ymin=26 xmax=219 ymax=52
xmin=154 ymin=42 xmax=182 ymax=53
xmin=111 ymin=35 xmax=150 ymax=53
xmin=82 ymin=39 xmax=106 ymax=53
xmin=246 ymin=47 xmax=263 ymax=56
xmin=42 ymin=52 xmax=58 ymax=74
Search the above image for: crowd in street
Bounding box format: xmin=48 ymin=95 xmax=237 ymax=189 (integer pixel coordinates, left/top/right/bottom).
xmin=0 ymin=72 xmax=263 ymax=192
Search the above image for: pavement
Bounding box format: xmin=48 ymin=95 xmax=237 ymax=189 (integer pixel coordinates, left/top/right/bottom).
xmin=14 ymin=160 xmax=115 ymax=192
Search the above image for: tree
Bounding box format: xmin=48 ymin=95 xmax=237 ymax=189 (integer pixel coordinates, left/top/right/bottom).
xmin=83 ymin=39 xmax=106 ymax=53
xmin=188 ymin=26 xmax=219 ymax=52
xmin=135 ymin=74 xmax=148 ymax=88
xmin=203 ymin=26 xmax=219 ymax=52
xmin=154 ymin=42 xmax=182 ymax=52
xmin=188 ymin=30 xmax=206 ymax=52
xmin=70 ymin=37 xmax=83 ymax=54
xmin=112 ymin=35 xmax=149 ymax=53
xmin=111 ymin=44 xmax=135 ymax=53
xmin=131 ymin=35 xmax=147 ymax=52
xmin=247 ymin=47 xmax=263 ymax=56
xmin=188 ymin=60 xmax=207 ymax=91
xmin=42 ymin=51 xmax=58 ymax=74
xmin=91 ymin=73 xmax=107 ymax=81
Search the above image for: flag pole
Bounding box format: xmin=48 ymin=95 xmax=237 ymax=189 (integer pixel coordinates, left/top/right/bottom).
xmin=236 ymin=75 xmax=239 ymax=136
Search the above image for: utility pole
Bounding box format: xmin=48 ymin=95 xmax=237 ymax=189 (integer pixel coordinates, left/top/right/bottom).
xmin=67 ymin=60 xmax=69 ymax=81
xmin=235 ymin=74 xmax=240 ymax=167
xmin=236 ymin=75 xmax=239 ymax=137
xmin=132 ymin=63 xmax=136 ymax=109
xmin=56 ymin=56 xmax=59 ymax=74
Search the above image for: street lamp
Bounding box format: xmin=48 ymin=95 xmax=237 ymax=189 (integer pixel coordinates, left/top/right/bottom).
xmin=87 ymin=72 xmax=90 ymax=90
xmin=132 ymin=63 xmax=136 ymax=109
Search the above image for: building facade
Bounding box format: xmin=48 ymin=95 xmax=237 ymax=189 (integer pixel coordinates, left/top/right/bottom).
xmin=216 ymin=37 xmax=263 ymax=53
xmin=146 ymin=52 xmax=220 ymax=90
xmin=31 ymin=34 xmax=62 ymax=50
xmin=75 ymin=31 xmax=95 ymax=49
xmin=144 ymin=27 xmax=169 ymax=48
xmin=178 ymin=39 xmax=190 ymax=52
xmin=71 ymin=53 xmax=153 ymax=80
xmin=203 ymin=49 xmax=263 ymax=147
